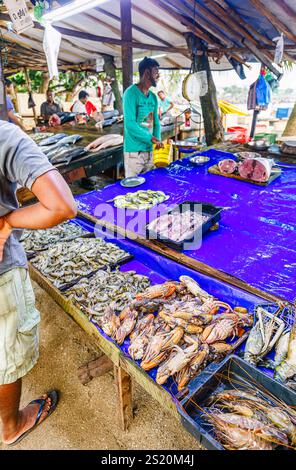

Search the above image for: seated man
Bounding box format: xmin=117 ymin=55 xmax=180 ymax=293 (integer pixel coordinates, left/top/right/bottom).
xmin=158 ymin=90 xmax=174 ymax=118
xmin=72 ymin=91 xmax=102 ymax=123
xmin=40 ymin=90 xmax=62 ymax=123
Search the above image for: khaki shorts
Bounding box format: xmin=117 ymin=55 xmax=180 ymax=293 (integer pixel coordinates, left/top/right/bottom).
xmin=124 ymin=151 xmax=154 ymax=178
xmin=0 ymin=268 xmax=40 ymax=385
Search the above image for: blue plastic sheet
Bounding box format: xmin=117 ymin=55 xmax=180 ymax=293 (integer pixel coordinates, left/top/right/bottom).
xmin=75 ymin=149 xmax=296 ymax=302
xmin=73 ymin=216 xmax=264 ymax=399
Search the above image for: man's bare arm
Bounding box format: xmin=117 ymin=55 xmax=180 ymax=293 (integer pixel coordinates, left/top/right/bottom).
xmin=7 ymin=110 xmax=26 ymax=131
xmin=6 ymin=170 xmax=77 ymax=230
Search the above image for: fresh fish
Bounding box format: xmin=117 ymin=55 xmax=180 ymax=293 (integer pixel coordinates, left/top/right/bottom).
xmin=49 ymin=146 xmax=86 ymax=164
xmin=29 ymin=132 xmax=54 ymax=144
xmin=58 ymin=134 xmax=82 ymax=145
xmin=39 ymin=133 xmax=67 ymax=146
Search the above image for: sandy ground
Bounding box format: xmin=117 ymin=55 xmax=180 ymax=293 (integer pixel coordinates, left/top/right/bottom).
xmin=0 ymin=282 xmax=198 ymax=451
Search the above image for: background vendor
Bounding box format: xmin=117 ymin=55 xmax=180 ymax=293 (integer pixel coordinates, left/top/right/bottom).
xmin=158 ymin=90 xmax=174 ymax=118
xmin=5 ymin=79 xmax=25 ymax=130
xmin=123 ymin=57 xmax=163 ymax=178
xmin=40 ymin=90 xmax=62 ymax=123
xmin=72 ymin=90 xmax=102 ymax=123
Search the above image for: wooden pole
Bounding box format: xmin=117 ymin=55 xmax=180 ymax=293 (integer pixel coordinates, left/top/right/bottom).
xmin=185 ymin=33 xmax=224 ymax=146
xmin=120 ymin=0 xmax=133 ymax=91
xmin=24 ymin=67 xmax=37 ymax=125
xmin=114 ymin=365 xmax=133 ymax=431
xmin=0 ymin=50 xmax=8 ymax=121
xmin=102 ymin=54 xmax=123 ymax=114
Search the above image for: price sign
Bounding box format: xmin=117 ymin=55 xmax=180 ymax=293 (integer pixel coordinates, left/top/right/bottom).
xmin=4 ymin=0 xmax=34 ymax=34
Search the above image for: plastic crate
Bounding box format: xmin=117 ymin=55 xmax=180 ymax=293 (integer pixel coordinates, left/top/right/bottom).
xmin=226 ymin=126 xmax=249 ymax=143
xmin=179 ymin=355 xmax=296 ymax=450
xmin=254 ymin=133 xmax=277 ymax=145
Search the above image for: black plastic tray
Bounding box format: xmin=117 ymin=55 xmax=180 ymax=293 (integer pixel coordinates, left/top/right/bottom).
xmin=146 ymin=201 xmax=222 ymax=251
xmin=179 ymin=355 xmax=296 ymax=450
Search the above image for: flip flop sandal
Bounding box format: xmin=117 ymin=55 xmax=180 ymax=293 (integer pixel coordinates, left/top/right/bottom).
xmin=7 ymin=390 xmax=59 ymax=447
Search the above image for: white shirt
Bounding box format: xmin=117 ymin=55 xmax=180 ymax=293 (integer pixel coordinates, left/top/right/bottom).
xmin=72 ymin=100 xmax=87 ymax=114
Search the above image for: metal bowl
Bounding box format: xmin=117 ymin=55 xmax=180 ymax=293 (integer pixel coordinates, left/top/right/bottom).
xmin=190 ymin=155 xmax=210 ymax=165
xmin=120 ymin=176 xmax=145 ymax=187
xmin=234 ymin=151 xmax=261 ymax=160
xmin=247 ymin=140 xmax=269 ymax=150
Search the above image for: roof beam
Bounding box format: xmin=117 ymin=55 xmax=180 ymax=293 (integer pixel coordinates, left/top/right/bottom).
xmin=212 ymin=0 xmax=274 ymax=46
xmin=0 ymin=12 xmax=188 ymax=53
xmin=131 ymin=4 xmax=184 ymax=41
xmin=150 ymin=0 xmax=224 ymax=46
xmin=94 ymin=5 xmax=189 ymax=58
xmin=183 ymin=0 xmax=243 ymax=46
xmin=249 ymin=0 xmax=296 ymax=44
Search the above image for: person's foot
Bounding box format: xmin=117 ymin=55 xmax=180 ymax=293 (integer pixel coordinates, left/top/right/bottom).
xmin=2 ymin=394 xmax=52 ymax=445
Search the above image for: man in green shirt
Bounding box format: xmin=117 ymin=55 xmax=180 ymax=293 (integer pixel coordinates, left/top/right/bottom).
xmin=123 ymin=57 xmax=163 ymax=177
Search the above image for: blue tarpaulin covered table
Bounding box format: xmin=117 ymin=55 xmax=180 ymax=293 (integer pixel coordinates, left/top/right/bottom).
xmin=76 ymin=149 xmax=296 ymax=302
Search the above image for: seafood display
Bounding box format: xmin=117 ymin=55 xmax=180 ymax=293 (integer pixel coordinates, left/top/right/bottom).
xmin=238 ymin=157 xmax=274 ymax=183
xmin=244 ymin=304 xmax=296 ymax=390
xmin=85 ymin=134 xmax=123 ymax=152
xmin=218 ymin=159 xmax=237 ymax=174
xmin=39 ymin=133 xmax=67 ymax=146
xmin=113 ymin=190 xmax=169 ymax=210
xmin=49 ymin=146 xmax=86 ymax=165
xmin=66 ymin=268 xmax=150 ymax=318
xmin=147 ymin=211 xmax=209 ymax=242
xmin=41 ymin=134 xmax=82 ymax=155
xmin=216 ymin=156 xmax=275 ymax=183
xmin=96 ymin=276 xmax=253 ymax=389
xmin=204 ymin=385 xmax=296 ymax=450
xmin=21 ymin=221 xmax=87 ymax=252
xmin=29 ymin=132 xmax=54 ymax=144
xmin=31 ymin=238 xmax=130 ymax=288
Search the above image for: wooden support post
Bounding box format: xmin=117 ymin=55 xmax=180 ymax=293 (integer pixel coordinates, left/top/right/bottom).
xmin=120 ymin=0 xmax=133 ymax=91
xmin=77 ymin=355 xmax=113 ymax=385
xmin=185 ymin=33 xmax=224 ymax=146
xmin=102 ymin=54 xmax=123 ymax=114
xmin=114 ymin=365 xmax=133 ymax=431
xmin=0 ymin=50 xmax=7 ymax=121
xmin=24 ymin=67 xmax=37 ymax=125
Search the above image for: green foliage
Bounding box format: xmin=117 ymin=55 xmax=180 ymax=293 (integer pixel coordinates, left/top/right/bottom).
xmin=9 ymin=70 xmax=45 ymax=92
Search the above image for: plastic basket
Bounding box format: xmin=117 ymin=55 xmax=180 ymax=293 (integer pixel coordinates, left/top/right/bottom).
xmin=153 ymin=143 xmax=172 ymax=167
xmin=226 ymin=126 xmax=249 ymax=143
xmin=254 ymin=133 xmax=277 ymax=144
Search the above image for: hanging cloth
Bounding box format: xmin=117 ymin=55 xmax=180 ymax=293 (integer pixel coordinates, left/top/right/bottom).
xmin=28 ymin=91 xmax=36 ymax=109
xmin=43 ymin=22 xmax=61 ymax=79
xmin=228 ymin=57 xmax=246 ymax=80
xmin=247 ymin=80 xmax=258 ymax=110
xmin=256 ymin=74 xmax=271 ymax=109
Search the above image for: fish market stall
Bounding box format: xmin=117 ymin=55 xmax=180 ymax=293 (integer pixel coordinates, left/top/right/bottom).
xmin=75 ymin=149 xmax=296 ymax=304
xmin=26 ymin=217 xmax=296 ymax=450
xmin=28 ymin=121 xmax=179 ymax=185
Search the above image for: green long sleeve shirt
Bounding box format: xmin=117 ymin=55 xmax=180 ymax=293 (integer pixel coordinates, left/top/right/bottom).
xmin=123 ymin=84 xmax=161 ymax=152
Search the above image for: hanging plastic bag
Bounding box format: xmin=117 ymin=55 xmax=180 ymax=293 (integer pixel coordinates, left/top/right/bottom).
xmin=43 ymin=22 xmax=61 ymax=79
xmin=256 ymin=74 xmax=271 ymax=108
xmin=273 ymin=33 xmax=284 ymax=64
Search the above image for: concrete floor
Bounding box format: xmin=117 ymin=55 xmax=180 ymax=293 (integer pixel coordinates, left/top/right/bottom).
xmin=1 ymin=282 xmax=198 ymax=450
